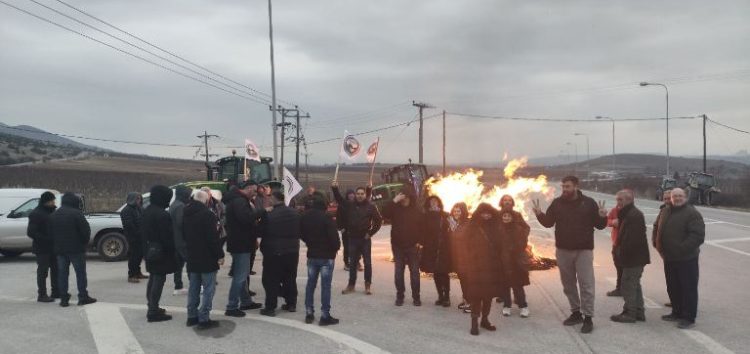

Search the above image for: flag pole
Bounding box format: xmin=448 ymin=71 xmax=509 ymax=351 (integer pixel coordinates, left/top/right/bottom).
xmin=334 ymin=158 xmax=341 ymax=183
xmin=243 ymin=157 xmax=248 ymax=181
xmin=368 ymin=137 xmax=380 ymax=186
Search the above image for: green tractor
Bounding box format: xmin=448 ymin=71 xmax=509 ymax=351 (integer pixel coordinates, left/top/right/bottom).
xmin=685 ymin=172 xmax=720 ymax=206
xmin=655 ymin=176 xmax=678 ymax=201
xmin=175 ymin=152 xmax=281 ymax=194
xmin=370 ymin=161 xmax=430 ymax=213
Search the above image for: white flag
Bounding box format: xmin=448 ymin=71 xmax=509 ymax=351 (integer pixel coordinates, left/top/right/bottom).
xmin=367 ymin=137 xmax=380 ymax=163
xmin=244 ymin=139 xmax=261 ymax=162
xmin=339 ymin=131 xmax=362 ymax=161
xmin=282 ymin=167 xmax=303 ymax=206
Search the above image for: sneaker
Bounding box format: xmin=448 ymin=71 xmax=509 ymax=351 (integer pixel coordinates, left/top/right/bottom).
xmin=173 ymin=289 xmax=188 ymax=296
xmin=224 ymin=309 xmax=246 ymax=317
xmin=305 ymin=314 xmax=315 ymax=324
xmin=395 ymin=298 xmax=404 ymax=306
xmin=260 ymin=308 xmax=276 ymax=317
xmin=128 ymin=277 xmax=140 ymax=283
xmin=281 ymin=304 xmax=297 ymax=312
xmin=661 ymin=313 xmax=681 ymax=322
xmin=610 ymin=313 xmax=636 ymax=323
xmin=581 ymin=316 xmax=594 ymax=334
xmin=197 ymin=320 xmax=220 ymax=330
xmin=563 ymin=311 xmax=584 ymax=326
xmin=78 ymin=296 xmax=97 ymax=306
xmin=502 ymin=307 xmax=512 ymax=317
xmin=319 ymin=316 xmax=340 ymax=326
xmin=37 ymin=294 xmax=54 ymax=303
xmin=457 ymin=302 xmax=469 ymax=310
xmin=136 ymin=273 xmax=149 ymax=279
xmin=186 ymin=317 xmax=199 ymax=327
xmin=240 ymin=303 xmax=263 ymax=311
xmin=342 ymin=286 xmax=355 ymax=295
xmin=413 ymin=299 xmax=422 ymax=307
xmin=462 ymin=307 xmax=472 ymax=314
xmin=520 ymin=307 xmax=530 ymax=318
xmin=147 ymin=313 xmax=173 ymax=322
xmin=677 ymin=320 xmax=695 ymax=329
xmin=606 ymin=289 xmax=622 ymax=297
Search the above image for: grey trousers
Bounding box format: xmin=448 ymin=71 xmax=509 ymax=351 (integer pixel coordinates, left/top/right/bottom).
xmin=556 ymin=249 xmax=595 ymax=317
xmin=621 ymin=266 xmax=645 ymax=316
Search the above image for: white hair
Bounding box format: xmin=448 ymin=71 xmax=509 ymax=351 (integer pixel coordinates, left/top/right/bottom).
xmin=194 ymin=190 xmax=210 ymax=204
xmin=200 ymin=186 xmax=211 ymax=192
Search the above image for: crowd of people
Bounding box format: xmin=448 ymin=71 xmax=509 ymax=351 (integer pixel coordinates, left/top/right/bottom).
xmin=24 ymin=174 xmax=705 ymax=335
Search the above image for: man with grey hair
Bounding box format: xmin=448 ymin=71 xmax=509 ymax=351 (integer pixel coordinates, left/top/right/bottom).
xmin=184 ymin=190 xmax=225 ymax=329
xmin=609 ymin=190 xmax=650 ymax=324
xmin=653 ymin=188 xmax=705 ymax=329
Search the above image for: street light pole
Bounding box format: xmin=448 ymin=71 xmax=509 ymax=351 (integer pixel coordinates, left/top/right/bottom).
xmin=574 ymin=133 xmax=590 ymax=181
xmin=640 ymin=82 xmax=670 ymax=177
xmin=595 ymin=116 xmax=616 ymax=175
xmin=267 ymin=0 xmax=280 ymax=179
xmin=566 ymin=141 xmax=578 ymax=174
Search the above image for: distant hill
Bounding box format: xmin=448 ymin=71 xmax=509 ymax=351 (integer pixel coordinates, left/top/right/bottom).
xmin=0 ymin=122 xmax=100 ymax=150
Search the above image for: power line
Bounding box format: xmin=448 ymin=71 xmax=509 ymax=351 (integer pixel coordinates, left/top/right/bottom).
xmin=706 ymin=118 xmax=750 ymax=135
xmin=447 ymin=112 xmax=700 ymax=122
xmin=52 ymin=0 xmax=304 ymax=110
xmin=0 ymin=0 xmax=270 ymax=105
xmin=0 ymin=124 xmax=201 ymax=147
xmin=306 ymin=112 xmax=442 ymax=145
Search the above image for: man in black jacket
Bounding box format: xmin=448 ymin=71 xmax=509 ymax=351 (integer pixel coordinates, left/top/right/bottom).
xmin=169 ymin=186 xmax=192 ymax=295
xmin=224 ymin=183 xmax=265 ymax=317
xmin=333 ymin=182 xmax=381 ymax=295
xmin=654 ymin=188 xmax=705 ymax=329
xmin=142 ymin=185 xmax=178 ymax=322
xmin=121 ymin=192 xmax=146 ymax=283
xmin=301 ymin=196 xmax=341 ymax=326
xmin=184 ymin=190 xmax=225 ymax=330
xmin=27 ymin=191 xmax=59 ymax=302
xmin=51 ymin=192 xmax=96 ymax=307
xmin=260 ymin=190 xmax=301 ymax=317
xmin=533 ymin=176 xmax=608 ymax=333
xmin=609 ymin=190 xmax=650 ymax=324
xmin=381 ymin=190 xmax=423 ymax=306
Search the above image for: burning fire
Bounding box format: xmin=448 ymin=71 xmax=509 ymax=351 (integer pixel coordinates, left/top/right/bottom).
xmin=425 ymin=157 xmax=554 ymax=219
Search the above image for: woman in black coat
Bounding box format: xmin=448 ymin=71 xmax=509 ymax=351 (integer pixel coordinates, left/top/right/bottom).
xmin=498 ymin=210 xmax=531 ymax=317
xmin=420 ymin=196 xmax=453 ymax=307
xmin=453 ymin=203 xmax=506 ymax=335
xmin=142 ymin=185 xmax=178 ymax=322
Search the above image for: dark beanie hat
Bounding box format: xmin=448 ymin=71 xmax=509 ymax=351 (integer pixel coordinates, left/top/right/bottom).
xmin=40 ymin=191 xmax=56 ymax=204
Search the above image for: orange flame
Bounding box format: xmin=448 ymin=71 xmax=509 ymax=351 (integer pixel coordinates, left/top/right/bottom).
xmin=425 ymin=157 xmax=555 ymax=219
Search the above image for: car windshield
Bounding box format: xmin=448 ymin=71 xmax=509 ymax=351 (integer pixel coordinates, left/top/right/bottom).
xmin=0 ymin=197 xmax=27 ymax=216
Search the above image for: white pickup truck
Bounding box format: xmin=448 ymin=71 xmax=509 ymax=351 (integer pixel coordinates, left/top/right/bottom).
xmin=0 ymin=188 xmax=128 ymax=261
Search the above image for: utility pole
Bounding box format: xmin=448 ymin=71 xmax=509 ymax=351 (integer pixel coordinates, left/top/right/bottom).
xmin=412 ymin=101 xmax=433 ymax=164
xmin=303 ymin=152 xmax=312 ymax=185
xmin=267 ymin=0 xmax=279 ymax=179
xmin=703 ymin=114 xmax=708 ymax=173
xmin=442 ymin=110 xmax=446 ymax=175
xmin=294 ymin=107 xmax=310 ymax=179
xmin=197 ymin=131 xmax=218 ymax=180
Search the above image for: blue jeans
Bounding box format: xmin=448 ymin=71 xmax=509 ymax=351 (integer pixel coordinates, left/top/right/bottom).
xmin=188 ymin=272 xmax=217 ymax=323
xmin=348 ymin=238 xmax=372 ymax=286
xmin=305 ymin=258 xmax=335 ymax=317
xmin=57 ymin=253 xmax=88 ymax=299
xmin=226 ymin=253 xmax=253 ymax=310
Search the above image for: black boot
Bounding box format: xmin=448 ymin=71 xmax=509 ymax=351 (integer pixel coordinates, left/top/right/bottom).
xmin=59 ymin=294 xmax=71 ymax=307
xmin=78 ymin=295 xmax=97 ymax=306
xmin=37 ymin=294 xmax=54 ymax=303
xmin=442 ymin=291 xmax=451 ymax=307
xmin=470 ymin=316 xmax=479 ymax=336
xmin=480 ymin=317 xmax=497 ymax=331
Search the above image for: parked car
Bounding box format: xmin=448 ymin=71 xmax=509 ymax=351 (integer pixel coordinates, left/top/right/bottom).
xmin=0 ymin=188 xmax=128 ymax=261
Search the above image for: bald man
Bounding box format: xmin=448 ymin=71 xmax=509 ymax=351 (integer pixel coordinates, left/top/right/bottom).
xmin=653 ymin=188 xmax=705 ymax=329
xmin=609 ymin=190 xmax=649 ymax=324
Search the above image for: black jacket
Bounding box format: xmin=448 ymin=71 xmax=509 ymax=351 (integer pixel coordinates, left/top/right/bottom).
xmin=655 ymin=204 xmax=705 ymax=262
xmin=498 ymin=218 xmax=531 ymax=287
xmin=142 ymin=185 xmax=178 ymax=275
xmin=183 ymin=201 xmax=224 ymax=273
xmin=614 ymin=204 xmax=650 ymax=267
xmin=300 ymin=201 xmax=341 ymax=259
xmin=381 ymin=201 xmax=423 ymax=249
xmin=332 ymin=186 xmax=381 ymax=239
xmin=261 ymin=203 xmax=301 ymax=256
xmin=168 ymin=186 xmax=192 ymax=258
xmin=120 ymin=192 xmax=143 ymax=242
xmin=224 ymin=189 xmax=265 ymax=254
xmin=420 ymin=210 xmax=452 ymax=273
xmin=535 ymin=191 xmax=607 ymax=250
xmin=27 ymin=203 xmax=56 ymax=254
xmin=51 ymin=193 xmax=91 ymax=255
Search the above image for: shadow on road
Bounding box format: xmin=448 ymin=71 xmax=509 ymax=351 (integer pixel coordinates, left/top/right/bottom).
xmin=192 ymin=320 xmax=237 ymax=338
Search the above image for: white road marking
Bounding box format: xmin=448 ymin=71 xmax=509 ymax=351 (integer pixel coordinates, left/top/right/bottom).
xmin=605 ymin=277 xmax=662 ymax=309
xmin=706 ymin=241 xmax=750 ymax=258
xmin=84 ymin=302 xmax=145 ymax=354
xmin=682 ymin=329 xmax=736 ymax=354
xmin=708 ymin=237 xmax=750 ymax=244
xmin=531 ymin=281 xmax=594 ymax=354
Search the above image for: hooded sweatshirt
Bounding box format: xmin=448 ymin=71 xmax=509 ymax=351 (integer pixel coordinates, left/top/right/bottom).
xmin=120 ymin=192 xmax=143 ymax=241
xmin=27 ymin=194 xmax=57 ymax=254
xmin=169 ymin=186 xmax=192 ymax=258
xmin=51 ymin=193 xmax=91 ymax=255
xmin=143 ymin=185 xmax=178 ymax=275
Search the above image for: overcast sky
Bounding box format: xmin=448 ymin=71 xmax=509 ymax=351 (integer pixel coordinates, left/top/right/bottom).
xmin=1 ymin=0 xmax=748 ymax=166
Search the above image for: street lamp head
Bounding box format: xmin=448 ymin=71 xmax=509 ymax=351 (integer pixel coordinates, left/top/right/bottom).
xmin=595 ymin=116 xmax=603 ymax=119
xmin=639 ymin=82 xmax=650 ymax=86
xmin=574 ymin=133 xmax=583 ymax=136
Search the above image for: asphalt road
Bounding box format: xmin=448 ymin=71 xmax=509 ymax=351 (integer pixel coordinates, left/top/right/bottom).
xmin=0 ymin=191 xmax=748 ymax=354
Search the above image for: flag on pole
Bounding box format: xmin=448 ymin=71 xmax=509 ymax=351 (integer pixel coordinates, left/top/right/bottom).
xmin=244 ymin=139 xmax=261 ymax=162
xmin=282 ymin=167 xmax=303 ymax=206
xmin=339 ymin=131 xmax=362 ymax=161
xmin=367 ymin=137 xmax=380 ymax=163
